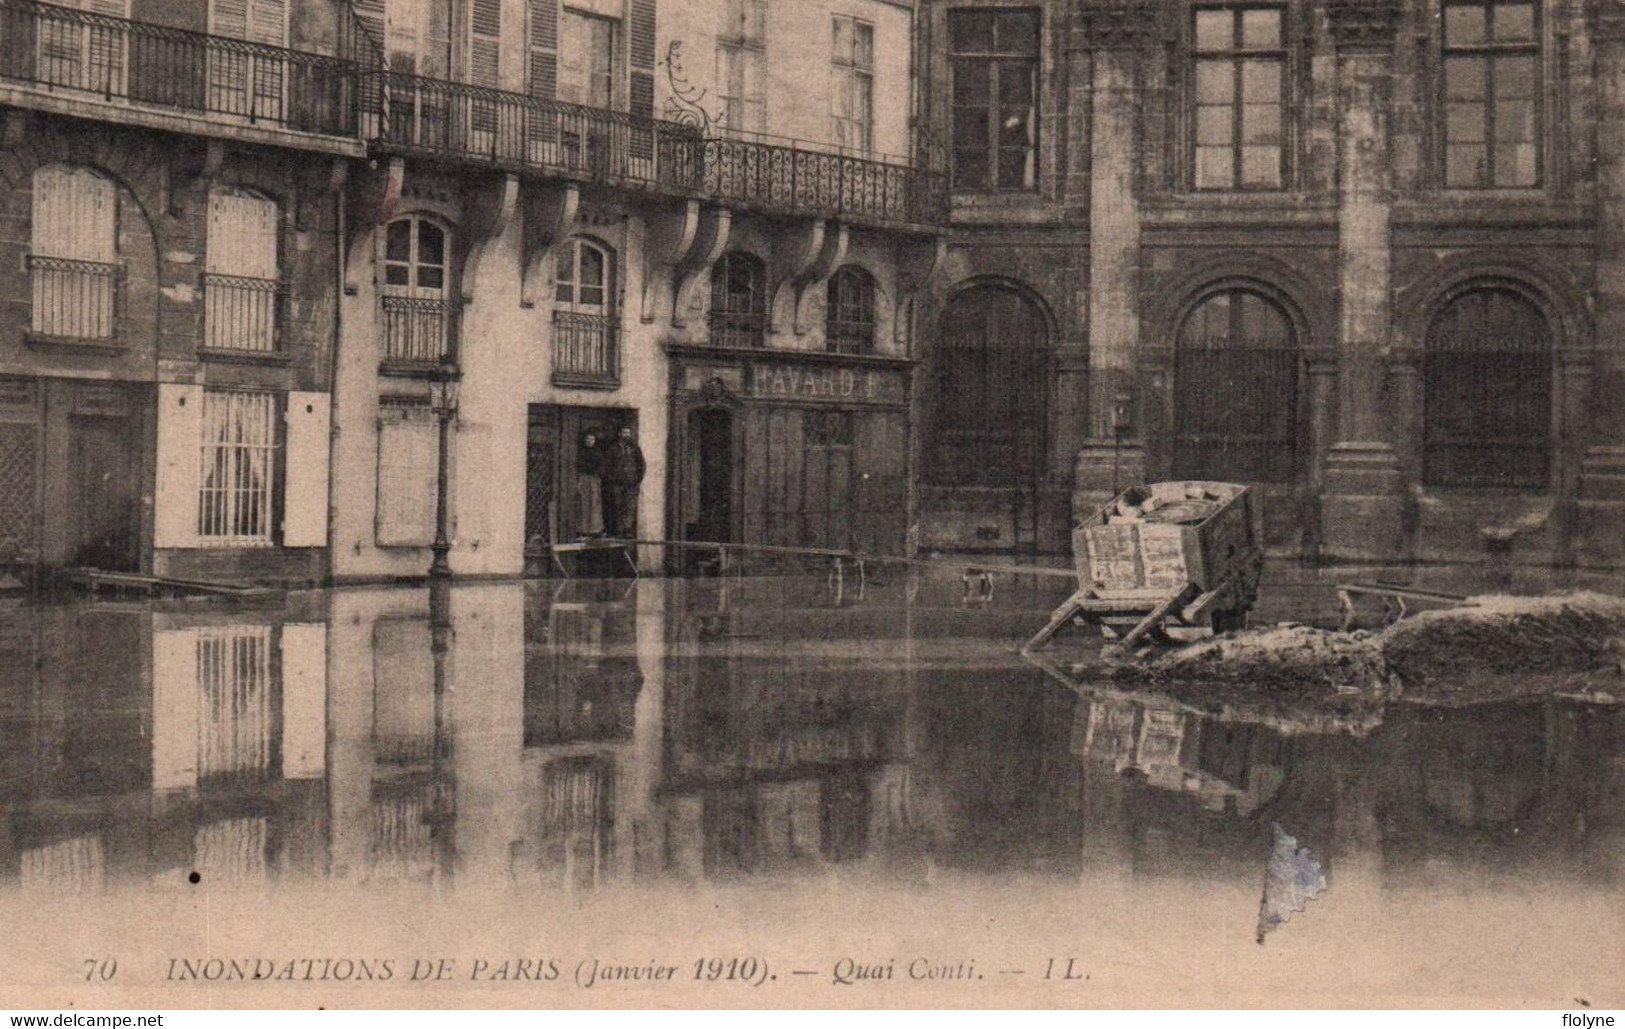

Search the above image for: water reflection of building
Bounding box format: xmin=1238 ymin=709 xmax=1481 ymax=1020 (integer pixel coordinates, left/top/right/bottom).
xmin=0 ymin=601 xmax=327 ymax=893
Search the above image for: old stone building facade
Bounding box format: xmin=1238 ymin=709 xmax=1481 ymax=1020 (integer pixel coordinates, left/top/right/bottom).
xmin=917 ymin=0 xmax=1625 ymax=571
xmin=3 ymin=0 xmax=1623 ymax=585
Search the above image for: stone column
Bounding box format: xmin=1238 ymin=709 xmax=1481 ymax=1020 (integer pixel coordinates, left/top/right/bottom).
xmin=1073 ymin=1 xmax=1159 ymax=517
xmin=1321 ymin=0 xmax=1406 ymax=562
xmin=1579 ymin=0 xmax=1625 ymax=568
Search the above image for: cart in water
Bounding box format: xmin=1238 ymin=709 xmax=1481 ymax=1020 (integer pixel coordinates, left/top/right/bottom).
xmin=1024 ymin=481 xmax=1264 ymax=652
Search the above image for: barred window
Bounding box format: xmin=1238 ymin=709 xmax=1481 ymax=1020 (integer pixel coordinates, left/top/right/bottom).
xmin=1192 ymin=5 xmax=1286 ymax=191
xmin=1424 ymin=287 xmax=1551 ymax=488
xmin=198 ymin=389 xmax=277 ymax=543
xmin=709 ymin=252 xmax=767 ymax=348
xmin=195 ymin=625 xmax=273 ymax=779
xmin=204 ymin=189 xmax=280 ymax=352
xmin=1443 ymin=0 xmax=1539 ymax=189
xmin=826 ymin=266 xmax=876 ymax=355
xmin=30 ymin=164 xmax=117 ymax=341
xmin=831 ymin=14 xmax=874 ymax=151
xmin=1172 ymin=289 xmax=1299 ymax=483
xmin=949 ymin=8 xmax=1040 ymax=192
xmin=930 ymin=285 xmax=1049 ymax=487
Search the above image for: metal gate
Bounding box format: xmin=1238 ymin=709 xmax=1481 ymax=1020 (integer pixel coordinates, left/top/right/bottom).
xmin=1172 ymin=289 xmax=1299 ymax=484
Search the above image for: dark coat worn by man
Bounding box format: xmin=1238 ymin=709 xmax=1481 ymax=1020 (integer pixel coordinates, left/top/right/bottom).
xmin=600 ymin=427 xmax=646 ymax=539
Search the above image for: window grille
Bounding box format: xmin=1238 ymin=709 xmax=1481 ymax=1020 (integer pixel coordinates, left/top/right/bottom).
xmin=1172 ymin=289 xmax=1299 ymax=484
xmin=195 ymin=625 xmax=273 ymax=778
xmin=826 ymin=266 xmax=877 ymax=354
xmin=198 ymin=389 xmax=277 ymax=543
xmin=204 ymin=189 xmax=281 ymax=352
xmin=930 ymin=285 xmax=1049 ymax=487
xmin=30 ymin=165 xmax=118 ymax=341
xmin=1423 ymin=287 xmax=1550 ymax=488
xmin=709 ymin=252 xmax=767 ymax=348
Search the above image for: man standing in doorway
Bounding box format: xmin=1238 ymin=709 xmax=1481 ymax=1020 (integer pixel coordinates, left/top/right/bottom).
xmin=600 ymin=425 xmax=646 ymax=540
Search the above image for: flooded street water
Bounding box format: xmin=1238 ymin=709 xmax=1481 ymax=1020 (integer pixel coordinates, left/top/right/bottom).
xmin=1 ymin=571 xmax=1621 ymax=1008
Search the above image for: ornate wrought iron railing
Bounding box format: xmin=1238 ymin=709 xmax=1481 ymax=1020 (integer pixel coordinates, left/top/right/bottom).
xmin=369 ymin=71 xmax=703 ymax=190
xmin=0 ymin=0 xmax=363 ymax=136
xmin=381 ymin=295 xmax=457 ymax=365
xmin=202 ymin=272 xmax=285 ymax=353
xmin=551 ymin=310 xmax=619 ymax=388
xmin=26 ymin=254 xmax=120 ymax=342
xmin=702 ymin=136 xmax=947 ymax=225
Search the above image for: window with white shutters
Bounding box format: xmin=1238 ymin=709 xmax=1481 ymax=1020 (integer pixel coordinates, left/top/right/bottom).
xmin=198 ymin=389 xmax=278 ymax=544
xmin=375 ymin=398 xmax=439 ymax=546
xmin=29 ymin=164 xmax=118 ymax=341
xmin=204 ymin=189 xmax=281 ymax=352
xmin=527 ymin=0 xmax=560 ymax=150
xmin=209 ymin=0 xmax=289 ymax=120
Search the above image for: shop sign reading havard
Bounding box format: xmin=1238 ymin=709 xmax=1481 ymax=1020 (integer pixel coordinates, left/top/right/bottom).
xmin=747 ymin=362 xmax=907 ymax=405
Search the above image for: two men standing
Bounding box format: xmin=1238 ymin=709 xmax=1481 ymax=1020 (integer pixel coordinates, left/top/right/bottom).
xmin=599 ymin=425 xmax=645 ymax=540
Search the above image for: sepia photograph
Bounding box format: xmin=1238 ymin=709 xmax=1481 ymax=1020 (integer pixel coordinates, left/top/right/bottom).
xmin=0 ymin=0 xmax=1621 ymax=1016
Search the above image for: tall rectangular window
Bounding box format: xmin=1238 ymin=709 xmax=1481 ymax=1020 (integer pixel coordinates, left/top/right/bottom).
xmin=717 ymin=0 xmax=766 ymax=134
xmin=1192 ymin=5 xmax=1285 ymax=191
xmin=560 ymin=8 xmax=617 ymax=109
xmin=1443 ymin=0 xmax=1539 ymax=189
xmin=198 ymin=389 xmax=277 ymax=543
xmin=831 ymin=14 xmax=874 ymax=151
xmin=204 ymin=189 xmax=280 ymax=352
xmin=30 ymin=165 xmax=118 ymax=341
xmin=948 ymin=8 xmax=1039 ymax=192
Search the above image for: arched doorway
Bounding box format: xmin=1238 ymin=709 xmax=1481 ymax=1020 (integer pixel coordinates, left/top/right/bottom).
xmin=929 ymin=284 xmax=1050 ymax=550
xmin=1172 ymin=288 xmax=1299 ymax=484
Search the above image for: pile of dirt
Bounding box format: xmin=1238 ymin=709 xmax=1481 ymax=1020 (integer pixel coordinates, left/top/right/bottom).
xmin=1118 ymin=591 xmax=1625 ymax=703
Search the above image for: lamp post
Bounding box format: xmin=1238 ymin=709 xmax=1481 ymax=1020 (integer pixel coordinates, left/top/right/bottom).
xmin=424 ymin=571 xmax=455 ymax=883
xmin=428 ymin=355 xmax=461 ymax=579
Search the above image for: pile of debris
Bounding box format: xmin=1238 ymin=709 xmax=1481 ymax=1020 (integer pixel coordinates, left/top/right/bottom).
xmin=1119 ymin=591 xmax=1625 ymax=703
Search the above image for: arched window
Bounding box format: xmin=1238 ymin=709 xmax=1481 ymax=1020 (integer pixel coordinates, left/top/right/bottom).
xmin=1173 ymin=288 xmax=1298 ymax=483
xmin=30 ymin=164 xmax=117 ymax=341
xmin=930 ymin=285 xmax=1048 ymax=487
xmin=204 ymin=188 xmax=280 ymax=352
xmin=381 ymin=215 xmax=452 ymax=363
xmin=709 ymin=252 xmax=767 ymax=348
xmin=826 ymin=265 xmax=877 ymax=354
xmin=552 ymin=238 xmax=618 ymax=386
xmin=1424 ymin=286 xmax=1551 ymax=488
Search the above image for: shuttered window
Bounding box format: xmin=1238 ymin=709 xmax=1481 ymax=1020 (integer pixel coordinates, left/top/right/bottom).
xmin=376 ymin=398 xmax=439 ymax=546
xmin=30 ymin=164 xmax=118 ymax=340
xmin=469 ymin=0 xmax=501 ymax=132
xmin=528 ymin=0 xmax=560 ymax=145
xmin=35 ymin=0 xmax=128 ymax=95
xmin=198 ymin=389 xmax=278 ymax=543
xmin=204 ymin=189 xmax=280 ymax=352
xmin=209 ymin=0 xmax=289 ymax=120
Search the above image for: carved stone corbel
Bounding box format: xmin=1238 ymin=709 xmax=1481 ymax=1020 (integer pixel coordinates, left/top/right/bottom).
xmin=641 ymin=199 xmax=701 ymax=322
xmin=672 ymin=205 xmax=731 ymax=328
xmin=894 ymin=235 xmax=949 ymax=353
xmin=519 ymin=181 xmax=581 ymax=308
xmin=460 ymin=172 xmax=520 ymax=302
xmin=344 ymin=157 xmax=404 ymax=294
xmin=773 ymin=219 xmax=847 ymax=335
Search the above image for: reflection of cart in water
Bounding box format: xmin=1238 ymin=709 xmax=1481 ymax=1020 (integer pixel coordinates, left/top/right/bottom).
xmin=1025 ymin=481 xmax=1264 ymax=652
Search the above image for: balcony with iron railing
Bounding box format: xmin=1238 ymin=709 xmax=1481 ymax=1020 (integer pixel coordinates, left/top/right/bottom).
xmin=701 ymin=134 xmax=948 ymax=227
xmin=380 ymin=295 xmax=458 ymax=370
xmin=0 ymin=0 xmax=365 ymax=142
xmin=550 ymin=310 xmax=619 ymax=388
xmin=26 ymin=254 xmax=121 ymax=346
xmin=202 ymin=273 xmax=286 ymax=355
xmin=366 ymin=70 xmax=703 ymax=194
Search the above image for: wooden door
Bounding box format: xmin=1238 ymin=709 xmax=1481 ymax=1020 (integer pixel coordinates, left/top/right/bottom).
xmin=70 ymin=415 xmax=137 ymax=571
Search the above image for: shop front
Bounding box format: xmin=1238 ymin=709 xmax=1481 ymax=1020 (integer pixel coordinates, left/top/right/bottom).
xmin=665 ymin=346 xmax=913 ymax=565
